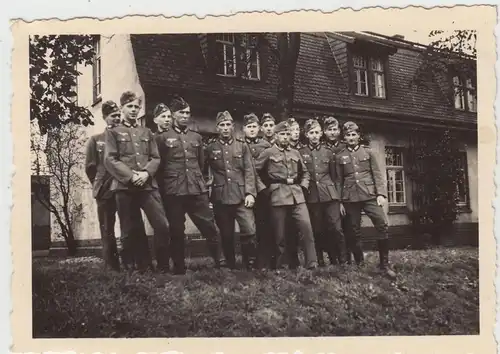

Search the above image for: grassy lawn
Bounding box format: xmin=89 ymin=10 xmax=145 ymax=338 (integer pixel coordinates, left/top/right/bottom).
xmin=32 ymin=246 xmax=479 ymax=338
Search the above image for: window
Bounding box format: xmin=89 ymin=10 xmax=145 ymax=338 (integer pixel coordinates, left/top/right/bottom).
xmin=456 ymin=152 xmax=470 ymax=206
xmin=385 ymin=146 xmax=406 ymax=205
xmin=453 ymin=74 xmax=476 ymax=112
xmin=215 ymin=33 xmax=261 ymax=80
xmin=241 ymin=34 xmax=261 ymax=80
xmin=92 ymin=36 xmax=102 ymax=103
xmin=215 ymin=34 xmax=236 ymax=77
xmin=352 ymin=54 xmax=386 ymax=98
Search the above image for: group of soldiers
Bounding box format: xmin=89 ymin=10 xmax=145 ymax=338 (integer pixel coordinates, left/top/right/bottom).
xmin=85 ymin=90 xmax=397 ymax=279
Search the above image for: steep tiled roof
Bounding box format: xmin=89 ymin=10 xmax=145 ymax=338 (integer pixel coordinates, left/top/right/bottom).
xmin=130 ymin=32 xmax=476 ymax=128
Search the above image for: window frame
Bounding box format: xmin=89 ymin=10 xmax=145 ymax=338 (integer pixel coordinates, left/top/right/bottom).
xmin=215 ymin=33 xmax=237 ymax=78
xmin=385 ymin=146 xmax=407 ymax=207
xmin=350 ymin=51 xmax=388 ymax=99
xmin=452 ymin=72 xmax=477 ymax=113
xmin=92 ymin=36 xmax=102 ymax=105
xmin=455 ymin=151 xmax=470 ymax=208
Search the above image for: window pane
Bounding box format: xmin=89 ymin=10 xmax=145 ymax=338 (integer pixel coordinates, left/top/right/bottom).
xmin=467 ymin=89 xmax=477 ymax=112
xmin=373 ymin=72 xmax=386 ymax=98
xmin=454 ymin=87 xmax=465 ymax=110
xmin=225 ymin=45 xmax=235 ymax=76
xmin=353 ymin=55 xmax=366 ymax=68
xmin=371 ymin=58 xmax=383 ymax=71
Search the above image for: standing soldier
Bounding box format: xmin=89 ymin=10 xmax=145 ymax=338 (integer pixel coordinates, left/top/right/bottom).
xmin=104 ymin=91 xmax=171 ymax=272
xmin=205 ymin=111 xmax=257 ymax=270
xmin=85 ymin=101 xmax=123 ymax=271
xmin=254 ymin=121 xmax=318 ymax=270
xmin=299 ymin=119 xmax=347 ymax=267
xmin=155 ymin=94 xmax=222 ymax=275
xmin=322 ymin=116 xmax=353 ymax=264
xmin=152 ymin=102 xmax=173 ymax=271
xmin=242 ymin=113 xmax=275 ymax=270
xmin=261 ymin=113 xmax=276 ymax=145
xmin=285 ymin=117 xmax=302 ymax=269
xmin=336 ymin=121 xmax=396 ymax=279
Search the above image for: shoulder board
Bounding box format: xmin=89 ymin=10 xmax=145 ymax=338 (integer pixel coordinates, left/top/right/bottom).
xmin=236 ymin=137 xmax=245 ymax=143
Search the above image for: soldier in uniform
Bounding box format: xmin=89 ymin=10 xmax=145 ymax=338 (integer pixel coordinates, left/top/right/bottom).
xmin=205 ymin=111 xmax=257 ymax=270
xmin=155 ymin=94 xmax=222 ymax=274
xmin=104 ymin=91 xmax=171 ymax=272
xmin=322 ymin=116 xmax=353 ymax=264
xmin=254 ymin=121 xmax=318 ymax=270
xmin=85 ymin=100 xmax=153 ymax=272
xmin=299 ymin=119 xmax=347 ymax=266
xmin=85 ymin=101 xmax=123 ymax=271
xmin=242 ymin=113 xmax=275 ymax=270
xmin=285 ymin=117 xmax=302 ymax=269
xmin=336 ymin=121 xmax=396 ymax=279
xmin=152 ymin=103 xmax=173 ymax=271
xmin=260 ymin=113 xmax=276 ymax=145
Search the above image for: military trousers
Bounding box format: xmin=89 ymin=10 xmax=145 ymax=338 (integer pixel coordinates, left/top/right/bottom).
xmin=269 ymin=202 xmax=318 ymax=269
xmin=115 ymin=189 xmax=170 ymax=270
xmin=162 ymin=193 xmax=221 ymax=273
xmin=255 ymin=192 xmax=276 ymax=269
xmin=343 ymin=199 xmax=389 ymax=264
xmin=307 ymin=201 xmax=347 ymax=265
xmin=213 ymin=202 xmax=256 ymax=269
xmin=96 ymin=196 xmax=120 ymax=271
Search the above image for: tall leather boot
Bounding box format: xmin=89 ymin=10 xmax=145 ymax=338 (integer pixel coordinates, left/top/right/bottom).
xmin=377 ymin=239 xmax=396 ymax=279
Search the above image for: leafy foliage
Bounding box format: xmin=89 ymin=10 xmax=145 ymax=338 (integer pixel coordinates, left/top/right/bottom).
xmin=31 ymin=122 xmax=87 ymax=255
xmin=30 ymin=35 xmax=96 ymax=135
xmin=411 ymin=30 xmax=476 ymax=104
xmin=407 ymin=129 xmax=465 ymax=242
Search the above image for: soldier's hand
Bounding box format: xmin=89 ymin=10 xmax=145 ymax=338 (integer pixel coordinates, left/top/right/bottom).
xmin=377 ymin=195 xmax=386 ymax=206
xmin=130 ymin=173 xmax=141 ymax=185
xmin=244 ymin=195 xmax=255 ymax=208
xmin=133 ymin=171 xmax=149 ymax=186
xmin=340 ymin=203 xmax=346 ymax=216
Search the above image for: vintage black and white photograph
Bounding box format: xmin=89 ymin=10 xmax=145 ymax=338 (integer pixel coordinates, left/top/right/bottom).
xmin=14 ymin=6 xmax=495 ymax=352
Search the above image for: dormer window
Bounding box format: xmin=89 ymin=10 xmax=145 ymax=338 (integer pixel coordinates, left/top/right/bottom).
xmin=453 ymin=74 xmax=477 ymax=112
xmin=351 ymin=53 xmax=387 ymax=98
xmin=215 ymin=33 xmax=261 ymax=81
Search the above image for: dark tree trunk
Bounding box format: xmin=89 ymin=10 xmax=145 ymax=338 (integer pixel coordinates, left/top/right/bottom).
xmin=276 ymin=33 xmax=301 ymax=121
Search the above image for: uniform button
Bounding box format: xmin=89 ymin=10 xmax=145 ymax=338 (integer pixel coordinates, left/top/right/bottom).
xmin=137 ymin=162 xmax=140 ymax=166
xmin=355 ymin=172 xmax=358 ymax=174
xmin=227 ymin=169 xmax=230 ymax=172
xmin=356 ymin=180 xmax=359 ymax=183
xmin=228 ymin=178 xmax=231 ymax=181
xmin=225 ymin=151 xmax=228 ymax=154
xmin=185 ymin=149 xmax=188 ymax=152
xmin=186 ymin=169 xmax=189 ymax=171
xmin=135 ymin=143 xmax=139 ymax=146
xmin=136 ymin=153 xmax=139 ymax=155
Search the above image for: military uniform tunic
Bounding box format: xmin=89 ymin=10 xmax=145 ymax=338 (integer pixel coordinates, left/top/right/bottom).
xmin=299 ymin=143 xmax=347 ymax=265
xmin=335 ymin=144 xmax=389 ymax=264
xmin=254 ymin=144 xmax=317 ymax=269
xmin=155 ymin=124 xmax=221 ymax=273
xmin=104 ymin=120 xmax=171 ymax=269
xmin=205 ymin=137 xmax=257 ymax=268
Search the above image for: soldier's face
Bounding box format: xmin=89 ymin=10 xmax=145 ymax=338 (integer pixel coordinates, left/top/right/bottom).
xmin=306 ymin=126 xmax=323 ymax=145
xmin=154 ymin=110 xmax=172 ymax=130
xmin=290 ymin=124 xmax=300 ymax=142
xmin=324 ymin=125 xmax=340 ymax=141
xmin=261 ymin=121 xmax=275 ymax=137
xmin=122 ymin=99 xmax=142 ymax=121
xmin=243 ymin=122 xmax=260 ymax=138
xmin=104 ymin=112 xmax=122 ymax=127
xmin=173 ymin=107 xmax=191 ymax=128
xmin=276 ymin=130 xmax=290 ymax=146
xmin=217 ymin=120 xmax=234 ymax=139
xmin=344 ymin=131 xmax=360 ymax=146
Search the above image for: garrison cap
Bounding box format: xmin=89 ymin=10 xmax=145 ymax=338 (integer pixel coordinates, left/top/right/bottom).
xmin=304 ymin=119 xmax=321 ymax=133
xmin=120 ymin=91 xmax=141 ymax=106
xmin=243 ymin=113 xmax=259 ymax=126
xmin=261 ymin=113 xmax=275 ymax=124
xmin=343 ymin=121 xmax=360 ymax=134
xmin=323 ymin=116 xmax=340 ymax=129
xmin=216 ymin=110 xmax=233 ymax=125
xmin=101 ymin=100 xmax=120 ymax=118
xmin=153 ymin=103 xmax=170 ymax=119
xmin=274 ymin=121 xmax=290 ymax=134
xmin=169 ymin=94 xmax=189 ymax=113
xmin=286 ymin=117 xmax=299 ymax=128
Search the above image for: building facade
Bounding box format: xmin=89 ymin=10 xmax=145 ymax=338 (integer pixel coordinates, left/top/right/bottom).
xmin=46 ymin=31 xmax=478 ymax=250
